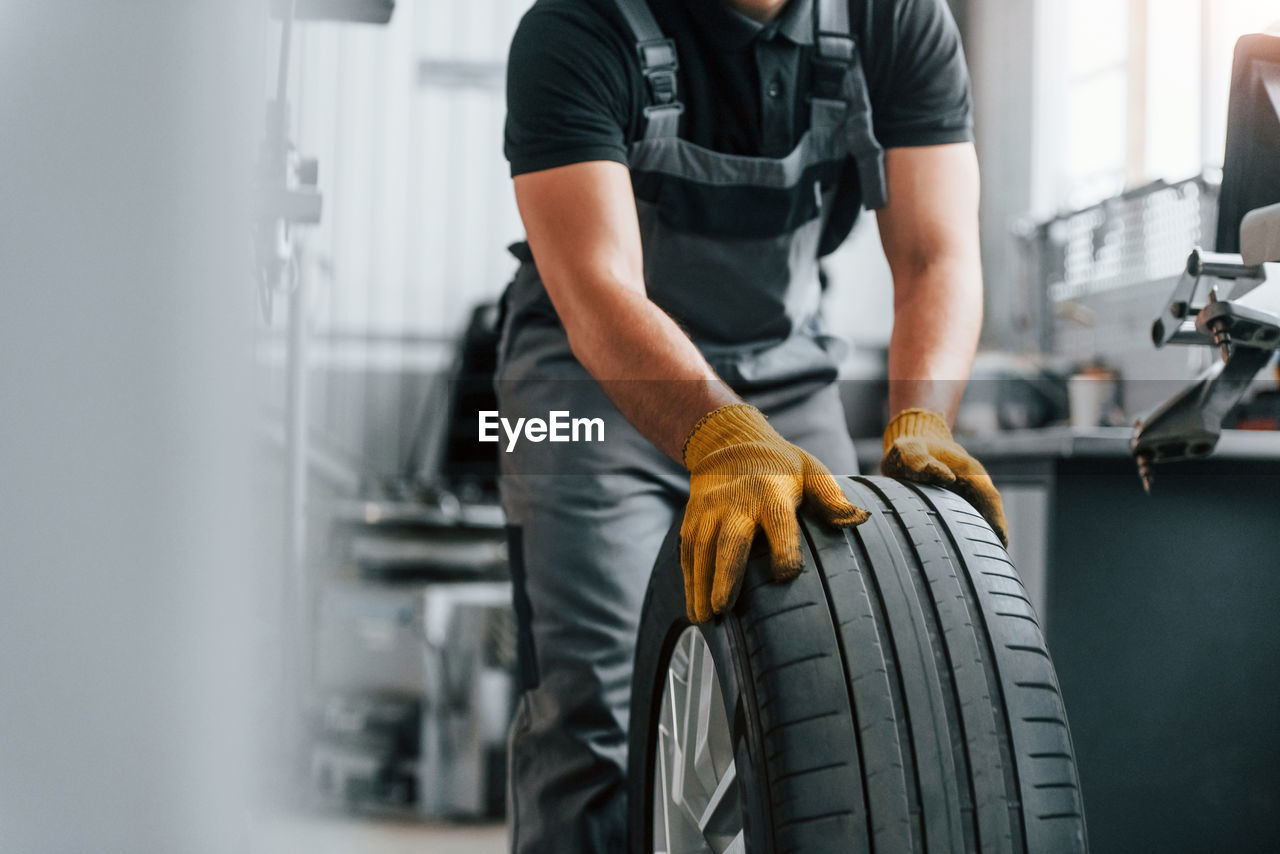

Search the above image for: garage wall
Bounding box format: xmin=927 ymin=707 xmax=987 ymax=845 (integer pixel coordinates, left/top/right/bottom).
xmin=961 ymin=0 xmax=1039 ymax=352
xmin=263 ymin=4 xmax=529 ymax=481
xmin=287 ymin=2 xmax=527 ymax=343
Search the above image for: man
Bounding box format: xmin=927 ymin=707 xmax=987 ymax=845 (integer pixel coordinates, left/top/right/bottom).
xmin=496 ymin=0 xmax=1007 ymax=849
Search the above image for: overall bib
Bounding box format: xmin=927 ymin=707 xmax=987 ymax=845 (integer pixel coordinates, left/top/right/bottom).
xmin=496 ymin=0 xmax=887 ymax=849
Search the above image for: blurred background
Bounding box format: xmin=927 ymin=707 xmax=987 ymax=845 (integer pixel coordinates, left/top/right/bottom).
xmin=2 ymin=1 xmax=1278 ymax=852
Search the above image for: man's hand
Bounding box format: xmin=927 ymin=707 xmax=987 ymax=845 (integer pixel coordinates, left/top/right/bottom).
xmin=880 ymin=408 xmax=1008 ymax=546
xmin=680 ymin=404 xmax=869 ymax=623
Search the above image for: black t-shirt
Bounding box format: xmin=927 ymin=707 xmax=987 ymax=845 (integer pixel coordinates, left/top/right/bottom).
xmin=504 ymin=0 xmax=972 ymax=254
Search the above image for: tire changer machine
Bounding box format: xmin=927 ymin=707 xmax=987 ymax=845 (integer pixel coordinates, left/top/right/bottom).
xmin=1132 ymin=34 xmax=1280 ymax=488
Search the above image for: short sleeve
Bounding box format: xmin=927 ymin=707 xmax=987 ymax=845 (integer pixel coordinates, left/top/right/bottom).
xmin=865 ymin=0 xmax=973 ymax=149
xmin=503 ymin=4 xmax=636 ymax=176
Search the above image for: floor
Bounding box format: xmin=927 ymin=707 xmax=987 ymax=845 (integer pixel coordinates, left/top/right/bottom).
xmin=254 ymin=814 xmax=506 ymax=854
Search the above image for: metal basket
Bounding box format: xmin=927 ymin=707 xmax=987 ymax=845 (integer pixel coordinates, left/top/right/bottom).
xmin=1017 ymin=175 xmax=1219 ymax=355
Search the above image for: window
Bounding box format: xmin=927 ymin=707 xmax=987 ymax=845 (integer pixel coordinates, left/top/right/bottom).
xmin=1038 ymin=0 xmax=1280 ymax=211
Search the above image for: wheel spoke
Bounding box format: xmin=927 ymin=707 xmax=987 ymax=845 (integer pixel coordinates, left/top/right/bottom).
xmin=654 ymin=720 xmax=671 ymax=854
xmin=697 ymin=758 xmax=737 ymax=832
xmin=692 ymin=638 xmax=719 ymax=792
xmin=675 ymin=633 xmax=696 ymax=808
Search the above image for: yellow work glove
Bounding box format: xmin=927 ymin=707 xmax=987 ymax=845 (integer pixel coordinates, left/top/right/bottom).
xmin=880 ymin=408 xmax=1009 ymax=547
xmin=680 ymin=403 xmax=869 ymax=624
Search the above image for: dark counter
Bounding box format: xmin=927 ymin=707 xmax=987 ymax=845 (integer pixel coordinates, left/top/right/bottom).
xmin=857 ymin=426 xmax=1280 ymax=465
xmin=859 ymin=427 xmax=1280 ymax=853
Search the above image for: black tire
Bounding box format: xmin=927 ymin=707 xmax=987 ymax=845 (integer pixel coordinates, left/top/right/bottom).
xmin=628 ymin=475 xmax=1087 ymax=853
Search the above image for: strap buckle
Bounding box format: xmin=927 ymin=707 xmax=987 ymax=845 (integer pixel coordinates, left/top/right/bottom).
xmin=815 ymin=31 xmax=855 ymax=63
xmin=810 ymin=57 xmax=850 ymax=102
xmin=811 ymin=32 xmax=854 ymax=101
xmin=637 ymin=37 xmax=679 ymax=105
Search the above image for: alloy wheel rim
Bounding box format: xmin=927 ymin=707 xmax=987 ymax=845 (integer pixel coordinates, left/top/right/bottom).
xmin=652 ymin=625 xmax=744 ymax=854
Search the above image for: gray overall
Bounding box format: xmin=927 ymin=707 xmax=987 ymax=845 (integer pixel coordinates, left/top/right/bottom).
xmin=496 ymin=0 xmax=887 ymax=849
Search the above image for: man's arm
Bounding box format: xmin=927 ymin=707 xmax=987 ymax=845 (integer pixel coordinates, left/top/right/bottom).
xmin=876 ymin=143 xmax=983 ymax=422
xmin=513 ymin=160 xmax=739 ymax=461
xmin=874 ymin=142 xmax=1008 ymax=545
xmin=513 ymin=160 xmax=868 ymax=621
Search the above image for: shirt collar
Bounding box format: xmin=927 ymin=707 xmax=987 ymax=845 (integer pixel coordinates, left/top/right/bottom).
xmin=769 ymin=0 xmax=815 ymax=46
xmin=690 ymin=0 xmax=815 ymax=50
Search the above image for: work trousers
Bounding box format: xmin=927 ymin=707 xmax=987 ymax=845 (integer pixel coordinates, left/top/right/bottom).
xmin=497 ymin=325 xmax=859 ymax=853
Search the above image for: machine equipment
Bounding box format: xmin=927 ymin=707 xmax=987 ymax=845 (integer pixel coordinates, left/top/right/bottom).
xmin=1131 ymin=33 xmax=1280 ymax=488
xmin=309 ymin=301 xmax=511 ymax=818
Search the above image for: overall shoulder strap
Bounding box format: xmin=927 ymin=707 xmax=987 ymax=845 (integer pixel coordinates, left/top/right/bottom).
xmin=613 ymin=0 xmax=684 ymax=140
xmin=812 ymin=0 xmax=887 ymax=209
xmin=812 ymin=0 xmax=854 ymax=101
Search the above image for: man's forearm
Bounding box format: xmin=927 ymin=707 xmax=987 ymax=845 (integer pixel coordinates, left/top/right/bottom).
xmin=886 ymin=259 xmax=982 ymax=424
xmin=561 ymin=280 xmax=739 ymax=463
xmin=513 ymin=162 xmax=739 ymax=463
xmin=874 ymin=143 xmax=983 ymax=425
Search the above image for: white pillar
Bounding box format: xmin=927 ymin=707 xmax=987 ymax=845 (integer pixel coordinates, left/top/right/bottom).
xmin=0 ymin=3 xmax=261 ymax=851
